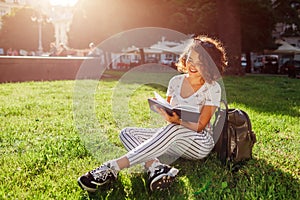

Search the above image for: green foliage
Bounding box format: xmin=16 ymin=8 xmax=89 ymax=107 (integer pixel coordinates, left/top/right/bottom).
xmin=0 ymin=7 xmax=54 ymax=52
xmin=240 ymin=0 xmax=276 ymax=51
xmin=0 ymin=75 xmax=299 ymax=199
xmin=273 ymin=0 xmax=300 ymax=25
xmin=273 ymin=0 xmax=300 ymax=36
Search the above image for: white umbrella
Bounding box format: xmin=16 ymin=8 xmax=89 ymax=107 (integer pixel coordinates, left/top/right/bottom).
xmin=273 ymin=41 xmax=300 ymax=54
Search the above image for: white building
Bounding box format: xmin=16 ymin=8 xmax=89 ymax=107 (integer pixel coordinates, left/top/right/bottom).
xmin=110 ymin=38 xmax=188 ymax=69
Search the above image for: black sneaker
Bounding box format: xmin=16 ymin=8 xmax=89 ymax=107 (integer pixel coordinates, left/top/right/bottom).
xmin=148 ymin=163 xmax=179 ymax=191
xmin=77 ymin=164 xmax=118 ymax=192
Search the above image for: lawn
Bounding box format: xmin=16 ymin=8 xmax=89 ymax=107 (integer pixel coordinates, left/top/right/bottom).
xmin=0 ymin=73 xmax=299 ymax=200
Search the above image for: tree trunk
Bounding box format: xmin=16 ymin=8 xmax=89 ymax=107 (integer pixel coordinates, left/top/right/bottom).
xmin=139 ymin=48 xmax=145 ymax=64
xmin=216 ymin=0 xmax=243 ymax=75
xmin=245 ymin=51 xmax=252 ymax=73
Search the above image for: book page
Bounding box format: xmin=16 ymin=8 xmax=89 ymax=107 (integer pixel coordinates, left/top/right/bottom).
xmin=148 ymin=92 xmax=200 ymax=122
xmin=173 ymin=104 xmax=199 ymax=113
xmin=153 ymin=91 xmax=169 ymax=106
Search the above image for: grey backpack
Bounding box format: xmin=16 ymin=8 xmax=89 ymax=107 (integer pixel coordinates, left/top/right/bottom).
xmin=213 ymin=101 xmax=257 ymax=165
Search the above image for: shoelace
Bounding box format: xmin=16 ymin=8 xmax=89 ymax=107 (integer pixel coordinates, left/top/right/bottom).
xmin=90 ymin=165 xmax=117 ymax=182
xmin=149 ymin=164 xmax=166 ymax=178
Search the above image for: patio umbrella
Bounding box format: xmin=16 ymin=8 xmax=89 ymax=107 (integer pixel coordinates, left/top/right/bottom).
xmin=273 ymin=41 xmax=300 ymax=54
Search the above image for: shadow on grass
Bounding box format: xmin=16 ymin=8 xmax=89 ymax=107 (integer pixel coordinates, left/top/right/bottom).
xmin=79 ymin=154 xmax=299 ymax=199
xmin=175 ymin=154 xmax=300 ymax=199
xmin=223 ymin=75 xmax=300 ymax=117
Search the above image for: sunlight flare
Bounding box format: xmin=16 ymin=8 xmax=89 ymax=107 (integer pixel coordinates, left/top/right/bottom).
xmin=49 ymin=0 xmax=78 ymax=7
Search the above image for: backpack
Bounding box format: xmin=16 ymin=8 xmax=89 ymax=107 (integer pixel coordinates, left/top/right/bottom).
xmin=212 ymin=101 xmax=257 ymax=165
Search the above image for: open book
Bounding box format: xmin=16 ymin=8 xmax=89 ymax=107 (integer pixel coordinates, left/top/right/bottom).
xmin=148 ymin=92 xmax=200 ymax=123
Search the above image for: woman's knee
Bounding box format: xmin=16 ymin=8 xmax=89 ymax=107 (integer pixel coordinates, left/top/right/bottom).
xmin=119 ymin=127 xmax=130 ymax=140
xmin=162 ymin=124 xmax=184 ymax=137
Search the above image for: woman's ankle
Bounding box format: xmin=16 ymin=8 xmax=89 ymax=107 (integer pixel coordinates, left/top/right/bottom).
xmin=145 ymin=159 xmax=160 ymax=170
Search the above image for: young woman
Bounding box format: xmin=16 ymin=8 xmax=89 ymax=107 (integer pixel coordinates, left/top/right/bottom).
xmin=78 ymin=35 xmax=227 ymax=192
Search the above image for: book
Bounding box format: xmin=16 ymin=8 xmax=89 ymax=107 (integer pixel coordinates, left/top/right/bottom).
xmin=148 ymin=92 xmax=200 ymax=123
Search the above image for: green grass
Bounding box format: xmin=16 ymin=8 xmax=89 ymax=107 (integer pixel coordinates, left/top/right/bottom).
xmin=0 ymin=74 xmax=299 ymax=199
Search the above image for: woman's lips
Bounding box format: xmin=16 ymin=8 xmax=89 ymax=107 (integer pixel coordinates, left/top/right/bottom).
xmin=189 ymin=67 xmax=198 ymax=73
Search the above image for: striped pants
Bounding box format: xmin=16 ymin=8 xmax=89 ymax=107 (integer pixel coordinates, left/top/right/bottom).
xmin=119 ymin=123 xmax=214 ymax=166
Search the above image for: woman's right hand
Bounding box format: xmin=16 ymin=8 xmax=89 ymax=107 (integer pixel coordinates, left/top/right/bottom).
xmin=157 ymin=108 xmax=181 ymax=125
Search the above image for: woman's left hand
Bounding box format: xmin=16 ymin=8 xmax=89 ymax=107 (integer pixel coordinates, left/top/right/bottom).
xmin=157 ymin=108 xmax=181 ymax=125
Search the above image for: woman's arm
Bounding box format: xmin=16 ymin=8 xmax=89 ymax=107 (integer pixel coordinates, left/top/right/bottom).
xmin=182 ymin=105 xmax=217 ymax=132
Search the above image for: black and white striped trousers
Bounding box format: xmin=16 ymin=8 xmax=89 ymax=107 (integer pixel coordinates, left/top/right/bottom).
xmin=119 ymin=123 xmax=214 ymax=166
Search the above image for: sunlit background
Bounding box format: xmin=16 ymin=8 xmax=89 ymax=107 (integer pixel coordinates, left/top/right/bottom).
xmin=49 ymin=0 xmax=78 ymax=7
xmin=0 ymin=0 xmax=189 ymax=54
xmin=1 ymin=0 xmax=300 ymax=76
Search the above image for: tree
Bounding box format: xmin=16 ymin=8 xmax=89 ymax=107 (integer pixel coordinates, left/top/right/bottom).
xmin=69 ymin=0 xmax=175 ymax=48
xmin=0 ymin=7 xmax=54 ymax=54
xmin=164 ymin=0 xmax=218 ymax=36
xmin=273 ymin=0 xmax=300 ymax=36
xmin=241 ymin=0 xmax=275 ymax=52
xmin=216 ymin=0 xmax=243 ymax=75
xmin=240 ymin=0 xmax=300 ymax=72
xmin=158 ymin=0 xmax=243 ymax=75
xmin=240 ymin=0 xmax=276 ymax=72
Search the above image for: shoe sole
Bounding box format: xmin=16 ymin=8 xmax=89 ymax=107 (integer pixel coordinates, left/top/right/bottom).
xmin=77 ymin=176 xmax=114 ymax=193
xmin=149 ymin=168 xmax=179 ymax=191
xmin=77 ymin=179 xmax=97 ymax=192
xmin=77 ymin=177 xmax=98 ymax=193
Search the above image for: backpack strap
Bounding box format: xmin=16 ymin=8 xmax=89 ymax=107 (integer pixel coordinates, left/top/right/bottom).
xmin=238 ymin=110 xmax=257 ymax=144
xmin=213 ymin=100 xmax=228 ymax=127
xmin=212 ymin=100 xmax=228 ymax=143
xmin=212 ymin=100 xmax=229 ymax=165
xmin=221 ymin=101 xmax=229 ymax=165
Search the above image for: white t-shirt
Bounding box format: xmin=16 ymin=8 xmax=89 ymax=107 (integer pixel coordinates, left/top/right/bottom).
xmin=166 ymin=74 xmax=221 ymax=113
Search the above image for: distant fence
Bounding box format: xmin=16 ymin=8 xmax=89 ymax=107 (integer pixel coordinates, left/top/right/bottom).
xmin=0 ymin=56 xmax=102 ymax=83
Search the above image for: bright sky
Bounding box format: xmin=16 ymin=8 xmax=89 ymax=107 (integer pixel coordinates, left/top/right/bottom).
xmin=49 ymin=0 xmax=78 ymax=7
